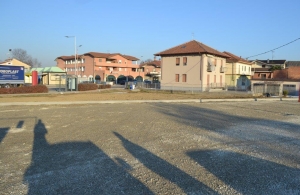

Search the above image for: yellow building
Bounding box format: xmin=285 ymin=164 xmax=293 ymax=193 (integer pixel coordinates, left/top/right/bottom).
xmin=223 ymin=51 xmax=252 ymax=90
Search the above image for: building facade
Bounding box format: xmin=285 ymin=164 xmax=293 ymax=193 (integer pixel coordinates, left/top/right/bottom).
xmin=139 ymin=59 xmax=161 ymax=83
xmin=251 ymin=66 xmax=300 ymax=96
xmin=223 ymin=51 xmax=252 ymax=90
xmin=154 ymin=40 xmax=229 ymax=91
xmin=56 ymin=52 xmax=142 ymax=84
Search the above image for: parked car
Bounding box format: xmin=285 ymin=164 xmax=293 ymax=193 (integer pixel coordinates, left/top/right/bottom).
xmin=119 ymin=80 xmax=126 ymax=85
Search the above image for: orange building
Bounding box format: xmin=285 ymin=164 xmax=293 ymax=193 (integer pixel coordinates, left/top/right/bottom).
xmin=56 ymin=52 xmax=142 ymax=84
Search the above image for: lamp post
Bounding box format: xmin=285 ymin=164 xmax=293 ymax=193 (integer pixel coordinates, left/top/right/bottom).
xmin=65 ymin=36 xmax=77 ymax=76
xmin=77 ymin=45 xmax=82 ymax=78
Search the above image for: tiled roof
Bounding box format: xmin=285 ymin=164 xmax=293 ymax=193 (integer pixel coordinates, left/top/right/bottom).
xmin=57 ymin=53 xmax=139 ymax=61
xmin=85 ymin=52 xmax=139 ymax=61
xmin=286 ymin=61 xmax=300 ymax=67
xmin=140 ymin=60 xmax=161 ymax=68
xmin=56 ymin=56 xmax=75 ymax=60
xmin=154 ymin=40 xmax=230 ymax=58
xmin=223 ymin=51 xmax=252 ymax=65
xmin=121 ymin=54 xmax=139 ymax=61
xmin=256 ymin=59 xmax=286 ymax=64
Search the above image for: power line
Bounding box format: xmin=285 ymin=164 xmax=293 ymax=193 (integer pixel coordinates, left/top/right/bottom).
xmin=246 ymin=37 xmax=300 ymax=59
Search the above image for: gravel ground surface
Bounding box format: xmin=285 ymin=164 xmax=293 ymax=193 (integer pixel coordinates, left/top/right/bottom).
xmin=0 ymin=101 xmax=300 ymax=195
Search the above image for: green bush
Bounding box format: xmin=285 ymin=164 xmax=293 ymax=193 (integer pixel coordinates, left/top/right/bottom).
xmin=0 ymin=85 xmax=48 ymax=94
xmin=282 ymin=90 xmax=288 ymax=97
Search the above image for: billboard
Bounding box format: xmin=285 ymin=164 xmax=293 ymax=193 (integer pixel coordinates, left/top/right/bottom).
xmin=0 ymin=65 xmax=25 ymax=84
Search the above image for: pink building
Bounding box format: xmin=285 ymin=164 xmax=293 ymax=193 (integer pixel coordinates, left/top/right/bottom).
xmin=56 ymin=52 xmax=142 ymax=84
xmin=139 ymin=59 xmax=161 ymax=83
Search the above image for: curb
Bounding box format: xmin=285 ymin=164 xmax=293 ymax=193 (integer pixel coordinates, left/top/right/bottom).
xmin=0 ymin=98 xmax=298 ymax=106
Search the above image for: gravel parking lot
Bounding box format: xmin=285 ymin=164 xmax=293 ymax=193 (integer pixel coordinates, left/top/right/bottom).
xmin=1 ymin=101 xmax=300 ymax=195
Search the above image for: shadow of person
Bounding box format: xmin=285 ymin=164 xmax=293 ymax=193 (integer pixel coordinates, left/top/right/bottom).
xmin=0 ymin=127 xmax=9 ymax=144
xmin=187 ymin=150 xmax=300 ymax=195
xmin=113 ymin=131 xmax=218 ymax=195
xmin=24 ymin=119 xmax=153 ymax=195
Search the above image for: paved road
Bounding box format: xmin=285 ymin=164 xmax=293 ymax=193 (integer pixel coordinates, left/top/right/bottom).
xmin=1 ymin=101 xmax=300 ymax=194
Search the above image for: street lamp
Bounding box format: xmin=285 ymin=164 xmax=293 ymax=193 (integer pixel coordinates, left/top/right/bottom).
xmin=77 ymin=45 xmax=83 ymax=79
xmin=65 ymin=36 xmax=77 ymax=76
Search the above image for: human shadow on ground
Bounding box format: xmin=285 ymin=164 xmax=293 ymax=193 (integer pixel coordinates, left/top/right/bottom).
xmin=0 ymin=120 xmax=24 ymax=143
xmin=0 ymin=127 xmax=9 ymax=143
xmin=152 ymin=103 xmax=300 ymax=164
xmin=24 ymin=119 xmax=153 ymax=195
xmin=188 ymin=149 xmax=300 ymax=195
xmin=113 ymin=131 xmax=218 ymax=195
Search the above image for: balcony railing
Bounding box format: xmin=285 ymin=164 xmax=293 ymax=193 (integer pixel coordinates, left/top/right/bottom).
xmin=220 ymin=66 xmax=227 ymax=73
xmin=207 ymin=64 xmax=215 ymax=72
xmin=149 ymin=71 xmax=161 ymax=75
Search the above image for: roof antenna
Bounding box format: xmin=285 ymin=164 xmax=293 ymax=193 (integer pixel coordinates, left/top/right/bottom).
xmin=192 ymin=32 xmax=194 ymax=40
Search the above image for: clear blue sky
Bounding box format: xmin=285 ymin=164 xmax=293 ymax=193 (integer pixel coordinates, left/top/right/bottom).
xmin=1 ymin=0 xmax=300 ymax=66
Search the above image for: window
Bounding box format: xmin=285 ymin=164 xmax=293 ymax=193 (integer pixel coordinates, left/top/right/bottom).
xmin=183 ymin=57 xmax=187 ymax=66
xmin=261 ymin=74 xmax=267 ymax=79
xmin=99 ymin=59 xmax=102 ymax=62
xmin=176 ymin=58 xmax=180 ymax=66
xmin=182 ymin=74 xmax=187 ymax=82
xmin=175 ymin=74 xmax=179 ymax=82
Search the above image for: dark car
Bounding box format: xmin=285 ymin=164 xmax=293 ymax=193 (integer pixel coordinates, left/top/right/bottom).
xmin=119 ymin=80 xmax=126 ymax=85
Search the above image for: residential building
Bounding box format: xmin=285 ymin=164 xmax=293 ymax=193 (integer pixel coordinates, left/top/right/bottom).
xmin=139 ymin=59 xmax=161 ymax=83
xmin=251 ymin=66 xmax=300 ymax=96
xmin=250 ymin=59 xmax=286 ymax=80
xmin=251 ymin=59 xmax=286 ymax=69
xmin=223 ymin=51 xmax=252 ymax=90
xmin=154 ymin=40 xmax=229 ymax=91
xmin=0 ymin=58 xmax=31 ymax=71
xmin=56 ymin=52 xmax=141 ymax=84
xmin=286 ymin=61 xmax=300 ymax=68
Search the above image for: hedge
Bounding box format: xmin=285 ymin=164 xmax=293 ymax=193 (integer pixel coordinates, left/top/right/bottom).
xmin=78 ymin=83 xmax=112 ymax=91
xmin=0 ymin=85 xmax=48 ymax=94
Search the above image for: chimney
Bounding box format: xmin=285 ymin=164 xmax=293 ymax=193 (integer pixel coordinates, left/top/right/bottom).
xmin=154 ymin=56 xmax=156 ymax=61
xmin=267 ymin=59 xmax=269 ymax=63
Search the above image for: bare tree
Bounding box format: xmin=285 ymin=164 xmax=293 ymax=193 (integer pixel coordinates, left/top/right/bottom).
xmin=11 ymin=48 xmax=42 ymax=68
xmin=140 ymin=59 xmax=153 ymax=65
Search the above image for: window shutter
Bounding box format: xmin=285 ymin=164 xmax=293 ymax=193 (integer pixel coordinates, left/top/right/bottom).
xmin=183 ymin=57 xmax=187 ymax=65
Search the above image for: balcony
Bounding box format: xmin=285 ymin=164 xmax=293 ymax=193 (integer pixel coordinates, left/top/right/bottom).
xmin=207 ymin=64 xmax=215 ymax=72
xmin=149 ymin=71 xmax=161 ymax=75
xmin=220 ymin=66 xmax=227 ymax=73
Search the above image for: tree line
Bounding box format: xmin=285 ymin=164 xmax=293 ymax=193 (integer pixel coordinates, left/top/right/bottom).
xmin=10 ymin=48 xmax=42 ymax=68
